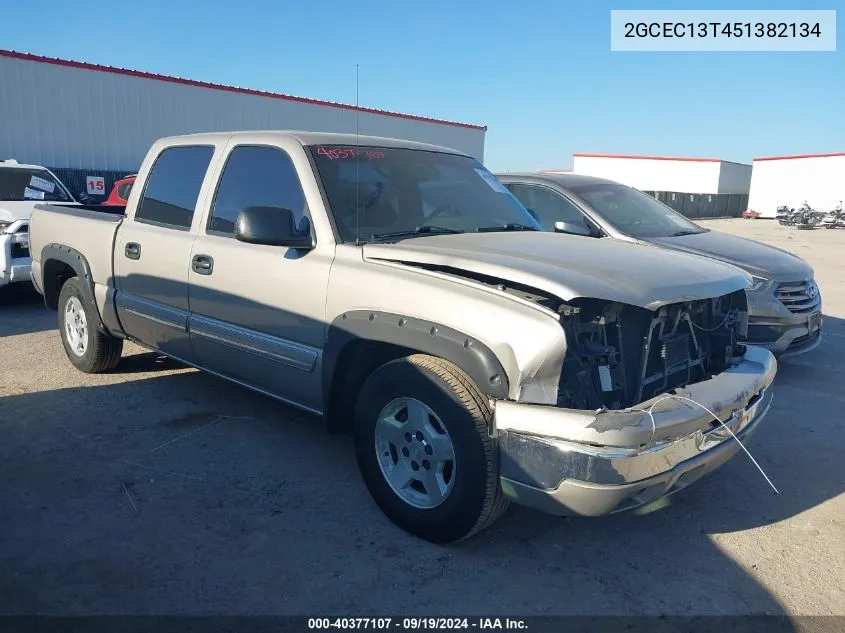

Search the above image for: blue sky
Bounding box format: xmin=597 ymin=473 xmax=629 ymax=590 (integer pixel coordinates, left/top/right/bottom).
xmin=1 ymin=0 xmax=842 ymax=171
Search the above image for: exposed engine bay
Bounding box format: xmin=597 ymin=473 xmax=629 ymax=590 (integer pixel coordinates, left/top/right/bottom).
xmin=557 ymin=290 xmax=749 ymax=410
xmin=378 ymin=261 xmax=751 ymax=411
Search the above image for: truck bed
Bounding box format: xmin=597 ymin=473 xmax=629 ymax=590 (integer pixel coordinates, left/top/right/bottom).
xmin=34 ymin=202 xmax=126 ymax=217
xmin=29 ymin=202 xmax=125 ymax=298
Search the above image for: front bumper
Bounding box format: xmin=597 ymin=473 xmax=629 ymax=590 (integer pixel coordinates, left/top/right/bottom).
xmin=744 ymin=280 xmax=822 ymax=357
xmin=495 ymin=345 xmax=776 ymax=517
xmin=0 ymin=228 xmax=31 ymax=288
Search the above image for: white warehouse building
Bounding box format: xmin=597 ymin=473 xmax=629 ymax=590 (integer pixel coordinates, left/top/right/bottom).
xmin=747 ymin=153 xmax=845 ymax=218
xmin=572 ymin=153 xmax=752 ymax=195
xmin=0 ymin=49 xmax=486 ymax=196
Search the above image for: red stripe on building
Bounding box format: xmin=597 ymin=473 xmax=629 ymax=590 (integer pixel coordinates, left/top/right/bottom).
xmin=753 ymin=152 xmax=845 ymax=162
xmin=573 ymin=153 xmax=722 ymax=162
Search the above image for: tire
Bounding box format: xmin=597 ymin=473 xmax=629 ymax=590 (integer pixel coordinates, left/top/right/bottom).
xmin=353 ymin=354 xmax=508 ymax=543
xmin=58 ymin=277 xmax=123 ymax=373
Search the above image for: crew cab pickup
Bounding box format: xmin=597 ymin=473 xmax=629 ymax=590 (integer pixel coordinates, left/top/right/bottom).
xmin=29 ymin=131 xmax=777 ymax=542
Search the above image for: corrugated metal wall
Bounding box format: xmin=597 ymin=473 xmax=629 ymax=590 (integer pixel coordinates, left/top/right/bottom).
xmin=0 ymin=52 xmax=486 ymax=172
xmin=646 ymin=191 xmax=747 ymax=219
xmin=48 ymin=167 xmax=132 ymax=201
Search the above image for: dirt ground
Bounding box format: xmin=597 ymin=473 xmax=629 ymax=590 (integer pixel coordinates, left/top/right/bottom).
xmin=0 ymin=218 xmax=842 ymax=617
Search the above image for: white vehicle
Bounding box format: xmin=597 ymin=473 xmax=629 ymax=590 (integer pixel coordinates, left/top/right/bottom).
xmin=0 ymin=159 xmax=76 ymax=290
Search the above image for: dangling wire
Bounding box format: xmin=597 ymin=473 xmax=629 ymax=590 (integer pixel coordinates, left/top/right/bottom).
xmin=630 ymin=393 xmax=779 ymax=494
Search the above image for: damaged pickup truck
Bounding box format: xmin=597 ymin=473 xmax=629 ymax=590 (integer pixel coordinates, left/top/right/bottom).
xmin=28 ymin=131 xmax=776 ymax=542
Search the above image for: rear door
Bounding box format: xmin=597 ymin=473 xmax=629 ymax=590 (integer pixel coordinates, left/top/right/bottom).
xmin=187 ymin=140 xmax=333 ymax=413
xmin=115 ymin=143 xmax=218 ymax=361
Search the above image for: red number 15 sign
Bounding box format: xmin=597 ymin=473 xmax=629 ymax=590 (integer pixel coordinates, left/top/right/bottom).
xmin=86 ymin=176 xmax=105 ymax=195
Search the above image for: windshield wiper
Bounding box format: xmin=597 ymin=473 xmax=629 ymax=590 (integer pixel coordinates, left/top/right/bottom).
xmin=668 ymin=229 xmax=702 ymax=237
xmin=476 ymin=222 xmax=538 ymax=233
xmin=370 ymin=225 xmax=464 ymax=241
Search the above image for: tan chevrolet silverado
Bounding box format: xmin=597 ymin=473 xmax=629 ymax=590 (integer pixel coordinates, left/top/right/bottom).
xmin=29 ymin=131 xmax=777 ymax=542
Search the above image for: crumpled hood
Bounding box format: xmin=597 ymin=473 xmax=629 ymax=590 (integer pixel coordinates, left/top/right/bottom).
xmin=363 ymin=232 xmax=751 ymax=310
xmin=647 ymin=230 xmax=813 ymax=281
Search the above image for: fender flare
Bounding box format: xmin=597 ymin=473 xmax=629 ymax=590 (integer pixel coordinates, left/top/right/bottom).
xmin=322 ymin=310 xmax=510 ymax=402
xmin=40 ymin=244 xmax=105 ymax=332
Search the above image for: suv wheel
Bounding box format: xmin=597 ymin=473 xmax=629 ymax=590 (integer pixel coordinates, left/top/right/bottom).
xmin=354 ymin=354 xmax=508 ymax=542
xmin=58 ymin=277 xmax=123 ymax=373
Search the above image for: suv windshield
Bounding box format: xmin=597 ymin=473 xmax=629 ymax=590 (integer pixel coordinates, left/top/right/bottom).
xmin=0 ymin=167 xmax=73 ymax=202
xmin=569 ymin=182 xmax=706 ymax=239
xmin=308 ymin=146 xmax=540 ymax=242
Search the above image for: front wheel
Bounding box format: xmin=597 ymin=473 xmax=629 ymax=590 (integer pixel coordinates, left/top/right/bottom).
xmin=353 ymin=354 xmax=508 ymax=542
xmin=58 ymin=277 xmax=123 ymax=373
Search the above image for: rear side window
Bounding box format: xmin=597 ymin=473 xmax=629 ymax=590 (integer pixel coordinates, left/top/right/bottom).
xmin=507 ymin=183 xmax=587 ymax=231
xmin=208 ymin=145 xmax=306 ymax=236
xmin=136 ymin=146 xmax=214 ymax=229
xmin=117 ymin=181 xmax=133 ymax=201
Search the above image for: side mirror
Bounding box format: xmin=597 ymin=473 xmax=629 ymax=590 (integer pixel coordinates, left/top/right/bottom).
xmin=554 ymin=220 xmax=591 ymax=237
xmin=234 ymin=206 xmax=314 ymax=249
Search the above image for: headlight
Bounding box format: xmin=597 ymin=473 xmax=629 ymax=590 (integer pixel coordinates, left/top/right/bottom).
xmin=750 ymin=276 xmax=771 ymax=292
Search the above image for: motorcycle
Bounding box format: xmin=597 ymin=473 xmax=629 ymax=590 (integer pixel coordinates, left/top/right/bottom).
xmin=776 ymin=205 xmax=795 ymax=225
xmin=822 ymin=201 xmax=845 ymax=229
xmin=792 ymin=202 xmax=825 ymax=229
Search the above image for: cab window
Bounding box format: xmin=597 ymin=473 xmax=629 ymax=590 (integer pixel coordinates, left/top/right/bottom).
xmin=136 ymin=146 xmax=214 ymax=229
xmin=208 ymin=146 xmax=306 ymax=236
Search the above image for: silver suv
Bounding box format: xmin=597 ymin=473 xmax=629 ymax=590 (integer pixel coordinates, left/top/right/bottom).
xmin=498 ymin=172 xmax=822 ymax=357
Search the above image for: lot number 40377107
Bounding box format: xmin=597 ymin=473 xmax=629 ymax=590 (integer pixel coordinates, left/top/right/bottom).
xmin=86 ymin=176 xmax=105 ymax=195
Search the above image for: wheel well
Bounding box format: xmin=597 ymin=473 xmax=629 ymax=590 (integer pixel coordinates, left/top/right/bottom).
xmin=325 ymin=340 xmax=413 ymax=435
xmin=42 ymin=259 xmax=77 ymax=310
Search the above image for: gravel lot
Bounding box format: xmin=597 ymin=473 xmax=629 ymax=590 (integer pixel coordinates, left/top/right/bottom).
xmin=0 ymin=219 xmax=843 ymax=617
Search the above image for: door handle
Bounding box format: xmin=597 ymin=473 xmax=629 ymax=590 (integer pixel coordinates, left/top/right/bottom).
xmin=192 ymin=254 xmax=214 ymax=275
xmin=125 ymin=242 xmax=141 ymax=260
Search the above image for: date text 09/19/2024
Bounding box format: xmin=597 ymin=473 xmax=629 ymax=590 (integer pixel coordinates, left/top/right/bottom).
xmin=307 ymin=618 xmax=528 ymax=630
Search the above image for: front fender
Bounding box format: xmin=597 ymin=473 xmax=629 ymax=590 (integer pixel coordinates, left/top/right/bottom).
xmin=322 ymin=310 xmax=510 ymax=401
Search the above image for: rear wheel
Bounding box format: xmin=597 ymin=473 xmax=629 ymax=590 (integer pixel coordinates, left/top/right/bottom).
xmin=353 ymin=354 xmax=508 ymax=542
xmin=58 ymin=277 xmax=123 ymax=373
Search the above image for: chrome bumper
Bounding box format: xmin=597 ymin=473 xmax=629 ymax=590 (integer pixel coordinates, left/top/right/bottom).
xmin=0 ymin=230 xmax=31 ymax=287
xmin=495 ymin=345 xmax=777 ymax=516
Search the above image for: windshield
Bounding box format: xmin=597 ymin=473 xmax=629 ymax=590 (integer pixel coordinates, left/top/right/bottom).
xmin=308 ymin=146 xmax=540 ymax=242
xmin=569 ymin=183 xmax=706 ymax=238
xmin=0 ymin=167 xmax=73 ymax=202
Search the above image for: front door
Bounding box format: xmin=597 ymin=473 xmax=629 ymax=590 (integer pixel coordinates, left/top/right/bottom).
xmin=506 ymin=183 xmax=594 ymax=234
xmin=187 ymin=143 xmax=333 ymax=413
xmin=115 ymin=144 xmax=215 ymax=361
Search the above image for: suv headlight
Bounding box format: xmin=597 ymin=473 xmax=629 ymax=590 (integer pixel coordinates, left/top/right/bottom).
xmin=750 ymin=276 xmax=771 ymax=292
